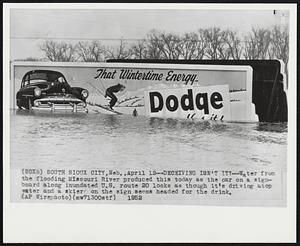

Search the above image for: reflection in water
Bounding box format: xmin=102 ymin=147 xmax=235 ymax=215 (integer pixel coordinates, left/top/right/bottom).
xmin=15 ymin=108 xmax=88 ymax=118
xmin=255 ymin=122 xmax=288 ymax=133
xmin=103 ymin=114 xmax=121 ymax=129
xmin=11 ymin=110 xmax=287 ymax=171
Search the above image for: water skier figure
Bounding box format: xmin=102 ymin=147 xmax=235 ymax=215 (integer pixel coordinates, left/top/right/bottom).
xmin=105 ymin=83 xmax=125 ymax=110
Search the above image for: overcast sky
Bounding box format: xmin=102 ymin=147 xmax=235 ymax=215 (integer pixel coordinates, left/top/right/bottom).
xmin=9 ymin=8 xmax=289 ymax=60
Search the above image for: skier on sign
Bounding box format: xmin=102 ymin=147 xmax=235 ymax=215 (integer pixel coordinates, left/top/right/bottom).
xmin=105 ymin=83 xmax=126 ymax=110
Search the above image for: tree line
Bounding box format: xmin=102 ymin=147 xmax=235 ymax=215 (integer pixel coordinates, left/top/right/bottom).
xmin=34 ymin=26 xmax=289 ymax=64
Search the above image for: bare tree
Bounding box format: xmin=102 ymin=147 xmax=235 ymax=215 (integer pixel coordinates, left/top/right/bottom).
xmin=39 ymin=40 xmax=77 ymax=62
xmin=131 ymin=29 xmax=208 ymax=60
xmin=268 ymin=25 xmax=289 ymax=64
xmin=158 ymin=32 xmax=182 ymax=59
xmin=243 ymin=27 xmax=271 ymax=59
xmin=38 ymin=26 xmax=289 ymax=64
xmin=203 ymin=27 xmax=229 ymax=59
xmin=131 ymin=40 xmax=148 ymax=59
xmin=144 ymin=30 xmax=164 ymax=59
xmin=223 ymin=30 xmax=243 ymax=59
xmin=177 ymin=32 xmax=197 ymax=59
xmin=193 ymin=30 xmax=209 ymax=59
xmin=76 ymin=41 xmax=106 ymax=62
xmin=175 ymin=31 xmax=207 ymax=60
xmin=105 ymin=39 xmax=132 ymax=60
xmin=143 ymin=30 xmax=185 ymax=59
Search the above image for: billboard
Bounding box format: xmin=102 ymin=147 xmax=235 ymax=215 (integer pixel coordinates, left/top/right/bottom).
xmin=11 ymin=62 xmax=257 ymax=121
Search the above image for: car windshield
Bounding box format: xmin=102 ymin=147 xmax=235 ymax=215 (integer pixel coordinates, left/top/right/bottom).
xmin=31 ymin=72 xmax=66 ymax=82
xmin=22 ymin=71 xmax=67 ymax=86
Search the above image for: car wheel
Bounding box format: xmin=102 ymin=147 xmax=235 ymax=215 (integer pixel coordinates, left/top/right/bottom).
xmin=23 ymin=98 xmax=32 ymax=110
xmin=28 ymin=98 xmax=32 ymax=110
xmin=16 ymin=99 xmax=23 ymax=109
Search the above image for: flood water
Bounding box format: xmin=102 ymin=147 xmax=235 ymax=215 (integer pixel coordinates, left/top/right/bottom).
xmin=10 ymin=110 xmax=287 ymax=171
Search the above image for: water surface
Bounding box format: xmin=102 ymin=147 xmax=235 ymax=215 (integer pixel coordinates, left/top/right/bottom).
xmin=10 ymin=110 xmax=287 ymax=171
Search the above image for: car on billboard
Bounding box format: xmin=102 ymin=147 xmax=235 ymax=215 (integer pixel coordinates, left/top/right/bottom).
xmin=16 ymin=70 xmax=89 ymax=112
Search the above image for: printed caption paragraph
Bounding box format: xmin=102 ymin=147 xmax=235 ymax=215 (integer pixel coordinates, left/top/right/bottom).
xmin=11 ymin=168 xmax=284 ymax=205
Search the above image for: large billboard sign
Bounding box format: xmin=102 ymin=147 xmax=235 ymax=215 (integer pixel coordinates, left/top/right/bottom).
xmin=11 ymin=62 xmax=258 ymax=122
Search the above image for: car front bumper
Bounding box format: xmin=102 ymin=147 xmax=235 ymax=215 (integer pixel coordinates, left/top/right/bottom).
xmin=33 ymin=97 xmax=88 ymax=112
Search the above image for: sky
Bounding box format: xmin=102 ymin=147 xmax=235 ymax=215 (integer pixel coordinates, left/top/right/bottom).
xmin=9 ymin=7 xmax=289 ymax=60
